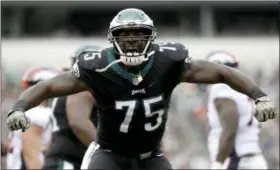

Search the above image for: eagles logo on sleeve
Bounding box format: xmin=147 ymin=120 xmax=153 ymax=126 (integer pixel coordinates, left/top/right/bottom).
xmin=72 ymin=60 xmax=80 ymax=78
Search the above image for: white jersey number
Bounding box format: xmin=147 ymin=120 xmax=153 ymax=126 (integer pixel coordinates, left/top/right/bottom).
xmin=158 ymin=42 xmax=177 ymax=52
xmin=116 ymin=95 xmax=164 ymax=133
xmin=84 ymin=51 xmax=101 ymax=61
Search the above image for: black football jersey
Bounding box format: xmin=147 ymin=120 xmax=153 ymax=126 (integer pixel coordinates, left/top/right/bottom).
xmin=72 ymin=42 xmax=192 ymax=155
xmin=46 ymin=96 xmax=98 ymax=166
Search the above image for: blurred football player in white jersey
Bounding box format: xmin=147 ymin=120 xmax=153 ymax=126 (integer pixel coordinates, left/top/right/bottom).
xmin=206 ymin=51 xmax=268 ymax=169
xmin=6 ymin=67 xmax=59 ymax=170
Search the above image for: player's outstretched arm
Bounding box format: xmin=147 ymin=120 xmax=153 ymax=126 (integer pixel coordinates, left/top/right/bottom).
xmin=7 ymin=72 xmax=88 ymax=132
xmin=183 ymin=60 xmax=262 ymax=99
xmin=183 ymin=59 xmax=277 ymax=122
xmin=15 ymin=71 xmax=88 ymax=111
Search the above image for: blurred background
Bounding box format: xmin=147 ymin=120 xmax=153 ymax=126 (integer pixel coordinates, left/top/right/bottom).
xmin=1 ymin=0 xmax=279 ymax=169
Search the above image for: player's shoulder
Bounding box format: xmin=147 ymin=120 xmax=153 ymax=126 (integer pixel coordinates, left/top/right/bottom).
xmin=153 ymin=42 xmax=189 ymax=62
xmin=76 ymin=46 xmax=113 ymax=70
xmin=154 ymin=42 xmax=187 ymax=50
xmin=72 ymin=45 xmax=103 ymax=58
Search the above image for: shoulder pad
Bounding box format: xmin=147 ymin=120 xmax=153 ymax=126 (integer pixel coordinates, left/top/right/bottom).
xmin=72 ymin=45 xmax=102 ymax=58
xmin=155 ymin=42 xmax=189 ymax=62
xmin=157 ymin=42 xmax=187 ymax=50
xmin=76 ymin=49 xmax=104 ymax=70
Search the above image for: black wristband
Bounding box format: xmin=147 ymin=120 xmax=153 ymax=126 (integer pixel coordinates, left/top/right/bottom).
xmin=8 ymin=100 xmax=29 ymax=116
xmin=249 ymin=87 xmax=267 ymax=101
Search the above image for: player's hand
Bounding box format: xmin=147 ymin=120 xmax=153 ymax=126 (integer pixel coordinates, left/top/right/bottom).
xmin=255 ymin=96 xmax=277 ymax=122
xmin=210 ymin=162 xmax=223 ymax=169
xmin=7 ymin=110 xmax=31 ymax=132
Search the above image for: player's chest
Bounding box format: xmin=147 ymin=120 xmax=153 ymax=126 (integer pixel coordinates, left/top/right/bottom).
xmin=95 ymin=65 xmax=169 ymax=101
xmin=93 ymin=70 xmax=170 ymax=133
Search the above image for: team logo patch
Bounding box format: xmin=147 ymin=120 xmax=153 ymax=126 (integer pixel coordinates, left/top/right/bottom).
xmin=72 ymin=61 xmax=80 ymax=78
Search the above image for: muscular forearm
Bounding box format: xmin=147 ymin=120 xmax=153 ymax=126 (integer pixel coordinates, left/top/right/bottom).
xmin=14 ymin=82 xmax=51 ymax=111
xmin=11 ymin=73 xmax=86 ymax=112
xmin=216 ymin=129 xmax=236 ymax=163
xmin=220 ymin=67 xmax=267 ymax=100
xmin=71 ymin=120 xmax=96 ymax=146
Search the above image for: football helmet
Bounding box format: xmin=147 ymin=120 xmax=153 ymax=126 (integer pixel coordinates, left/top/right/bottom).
xmin=22 ymin=67 xmax=59 ymax=89
xmin=206 ymin=50 xmax=238 ymax=68
xmin=108 ymin=8 xmax=157 ymax=67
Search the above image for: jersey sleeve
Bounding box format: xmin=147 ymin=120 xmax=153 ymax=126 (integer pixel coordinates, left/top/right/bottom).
xmin=71 ymin=50 xmax=101 ymax=86
xmin=25 ymin=108 xmax=52 ymax=129
xmin=163 ymin=42 xmax=193 ymax=77
xmin=175 ymin=43 xmax=193 ymax=73
xmin=71 ymin=45 xmax=102 ymax=59
xmin=157 ymin=42 xmax=193 ymax=70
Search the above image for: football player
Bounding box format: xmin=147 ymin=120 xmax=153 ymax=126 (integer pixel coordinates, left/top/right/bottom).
xmin=6 ymin=67 xmax=58 ymax=169
xmin=206 ymin=51 xmax=268 ymax=169
xmin=7 ymin=8 xmax=277 ymax=170
xmin=43 ymin=45 xmax=99 ymax=170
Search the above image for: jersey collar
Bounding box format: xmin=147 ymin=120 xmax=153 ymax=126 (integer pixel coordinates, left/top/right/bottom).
xmin=107 ymin=49 xmax=154 ymax=85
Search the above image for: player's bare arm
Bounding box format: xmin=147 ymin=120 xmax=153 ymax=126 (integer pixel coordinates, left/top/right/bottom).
xmin=214 ymin=98 xmax=238 ymax=164
xmin=7 ymin=72 xmax=89 ymax=132
xmin=183 ymin=59 xmax=277 ymax=122
xmin=184 ymin=60 xmax=263 ymax=100
xmin=14 ymin=72 xmax=88 ymax=111
xmin=66 ymin=91 xmax=97 ymax=146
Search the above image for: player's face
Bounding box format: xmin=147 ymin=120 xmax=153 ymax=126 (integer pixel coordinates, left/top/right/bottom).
xmin=114 ymin=28 xmax=151 ymax=56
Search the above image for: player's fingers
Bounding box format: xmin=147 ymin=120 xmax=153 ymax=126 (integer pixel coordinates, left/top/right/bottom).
xmin=10 ymin=123 xmax=18 ymax=131
xmin=258 ymin=112 xmax=266 ymax=122
xmin=268 ymin=112 xmax=275 ymax=119
xmin=7 ymin=120 xmax=14 ymax=131
xmin=19 ymin=119 xmax=25 ymax=128
xmin=263 ymin=104 xmax=271 ymax=113
xmin=7 ymin=118 xmax=12 ymax=130
xmin=13 ymin=116 xmax=23 ymax=130
xmin=22 ymin=117 xmax=31 ymax=132
xmin=11 ymin=116 xmax=19 ymax=130
xmin=15 ymin=120 xmax=22 ymax=130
